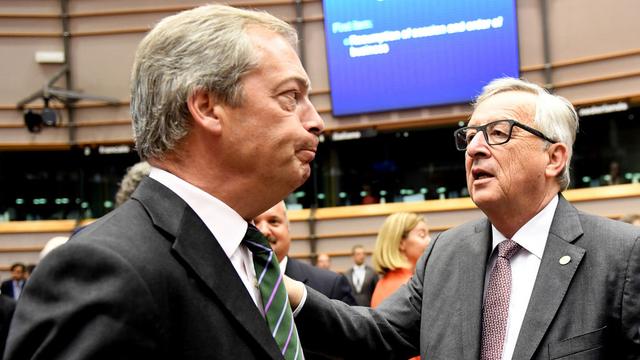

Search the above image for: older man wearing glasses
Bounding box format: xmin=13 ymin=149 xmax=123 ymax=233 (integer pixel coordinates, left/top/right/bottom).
xmin=284 ymin=77 xmax=640 ymax=360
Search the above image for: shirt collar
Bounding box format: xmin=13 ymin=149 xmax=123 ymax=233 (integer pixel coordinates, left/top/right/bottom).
xmin=491 ymin=194 xmax=559 ymax=259
xmin=149 ymin=167 xmax=248 ymax=258
xmin=279 ymin=256 xmax=289 ymax=274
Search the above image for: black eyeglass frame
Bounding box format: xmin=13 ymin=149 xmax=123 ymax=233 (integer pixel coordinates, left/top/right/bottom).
xmin=453 ymin=119 xmax=558 ymax=151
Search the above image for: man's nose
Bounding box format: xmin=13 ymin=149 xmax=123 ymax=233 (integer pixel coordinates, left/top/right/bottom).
xmin=466 ymin=131 xmax=489 ymax=157
xmin=301 ymin=99 xmax=325 ymax=136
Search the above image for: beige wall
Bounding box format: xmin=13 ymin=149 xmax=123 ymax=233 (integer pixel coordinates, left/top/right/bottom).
xmin=0 ymin=0 xmax=639 ymax=146
xmin=4 ymin=184 xmax=639 ymax=279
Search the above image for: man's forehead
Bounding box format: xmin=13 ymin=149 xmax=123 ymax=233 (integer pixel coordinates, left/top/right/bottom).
xmin=470 ymin=92 xmax=536 ymax=125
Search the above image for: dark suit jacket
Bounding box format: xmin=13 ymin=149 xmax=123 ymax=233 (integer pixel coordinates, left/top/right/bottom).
xmin=295 ymin=195 xmax=640 ymax=359
xmin=285 ymin=258 xmax=356 ymax=305
xmin=0 ymin=296 xmax=15 ymax=358
xmin=343 ymin=265 xmax=378 ymax=306
xmin=0 ymin=280 xmax=22 ymax=300
xmin=4 ymin=178 xmax=286 ymax=360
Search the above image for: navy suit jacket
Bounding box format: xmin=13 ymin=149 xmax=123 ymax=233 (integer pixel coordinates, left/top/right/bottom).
xmin=0 ymin=280 xmax=22 ymax=300
xmin=5 ymin=178 xmax=286 ymax=359
xmin=285 ymin=258 xmax=356 ymax=305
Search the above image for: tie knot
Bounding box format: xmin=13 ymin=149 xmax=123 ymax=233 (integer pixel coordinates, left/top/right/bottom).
xmin=242 ymin=224 xmax=272 ymax=253
xmin=497 ymin=239 xmax=520 ymax=260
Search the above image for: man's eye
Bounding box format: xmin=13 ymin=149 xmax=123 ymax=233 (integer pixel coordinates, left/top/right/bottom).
xmin=281 ymin=91 xmax=300 ymax=108
xmin=490 ymin=129 xmax=508 ymax=138
xmin=465 ymin=131 xmax=477 ymax=144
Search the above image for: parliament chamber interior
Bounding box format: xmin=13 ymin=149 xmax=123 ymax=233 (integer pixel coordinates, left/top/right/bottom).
xmin=0 ymin=0 xmax=639 ymax=275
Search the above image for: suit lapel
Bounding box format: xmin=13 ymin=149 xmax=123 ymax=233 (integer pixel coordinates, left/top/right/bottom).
xmin=133 ymin=178 xmax=282 ymax=359
xmin=344 ymin=268 xmax=355 ymax=288
xmin=366 ymin=267 xmax=376 ymax=280
xmin=364 ymin=268 xmax=375 ymax=289
xmin=512 ymin=195 xmax=585 ymax=359
xmin=459 ymin=220 xmax=493 ymax=360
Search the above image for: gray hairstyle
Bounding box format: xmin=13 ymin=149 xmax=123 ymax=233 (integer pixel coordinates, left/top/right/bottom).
xmin=130 ymin=4 xmax=298 ymax=160
xmin=474 ymin=77 xmax=579 ymax=190
xmin=115 ymin=161 xmax=151 ymax=206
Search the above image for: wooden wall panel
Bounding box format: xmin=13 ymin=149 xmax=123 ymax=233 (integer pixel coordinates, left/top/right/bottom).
xmin=0 ymin=185 xmax=639 ymax=276
xmin=1 ymin=0 xmax=639 ymax=141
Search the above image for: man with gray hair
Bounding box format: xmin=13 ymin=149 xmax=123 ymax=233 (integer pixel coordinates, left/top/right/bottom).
xmin=284 ymin=77 xmax=640 ymax=359
xmin=114 ymin=161 xmax=151 ymax=207
xmin=6 ymin=4 xmax=323 ymax=359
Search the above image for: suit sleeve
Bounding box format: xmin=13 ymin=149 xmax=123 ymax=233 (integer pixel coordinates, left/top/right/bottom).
xmin=295 ymin=237 xmax=438 ymax=359
xmin=4 ymin=243 xmax=163 ymax=360
xmin=622 ymin=235 xmax=640 ymax=358
xmin=1 ymin=281 xmax=12 ymax=299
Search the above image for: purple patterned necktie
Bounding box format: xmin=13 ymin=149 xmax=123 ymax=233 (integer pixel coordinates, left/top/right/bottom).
xmin=481 ymin=239 xmax=521 ymax=360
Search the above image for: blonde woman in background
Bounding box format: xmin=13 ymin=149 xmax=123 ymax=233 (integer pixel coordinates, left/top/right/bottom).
xmin=371 ymin=212 xmax=431 ymax=308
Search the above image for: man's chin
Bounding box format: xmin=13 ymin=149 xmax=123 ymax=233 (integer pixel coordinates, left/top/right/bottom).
xmin=296 ymin=164 xmax=311 ymax=183
xmin=470 ymin=190 xmax=500 ymax=209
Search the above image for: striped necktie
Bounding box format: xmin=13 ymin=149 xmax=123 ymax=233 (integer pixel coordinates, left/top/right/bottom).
xmin=243 ymin=224 xmax=303 ymax=360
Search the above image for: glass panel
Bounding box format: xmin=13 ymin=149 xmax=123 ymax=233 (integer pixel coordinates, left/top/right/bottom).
xmin=571 ymin=106 xmax=640 ymax=188
xmin=0 ymin=147 xmax=140 ymax=221
xmin=0 ymin=106 xmax=637 ymax=219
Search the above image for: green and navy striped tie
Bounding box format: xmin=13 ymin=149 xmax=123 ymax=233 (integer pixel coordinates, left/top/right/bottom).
xmin=243 ymin=224 xmax=303 ymax=360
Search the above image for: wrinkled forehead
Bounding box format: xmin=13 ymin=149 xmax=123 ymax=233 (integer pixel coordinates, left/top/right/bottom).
xmin=469 ymin=91 xmax=537 ymax=127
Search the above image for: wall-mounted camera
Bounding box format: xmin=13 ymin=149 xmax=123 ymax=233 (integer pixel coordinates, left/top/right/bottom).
xmin=17 ymin=65 xmax=118 ymax=133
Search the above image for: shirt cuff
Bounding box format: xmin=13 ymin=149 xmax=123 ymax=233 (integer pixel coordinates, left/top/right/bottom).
xmin=291 ymin=285 xmax=308 ymax=317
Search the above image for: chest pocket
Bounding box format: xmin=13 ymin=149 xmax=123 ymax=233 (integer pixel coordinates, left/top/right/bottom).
xmin=547 ymin=326 xmax=606 ymax=359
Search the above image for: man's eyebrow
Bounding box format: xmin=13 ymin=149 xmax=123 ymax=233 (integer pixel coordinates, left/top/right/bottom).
xmin=275 ymin=76 xmax=311 ymax=93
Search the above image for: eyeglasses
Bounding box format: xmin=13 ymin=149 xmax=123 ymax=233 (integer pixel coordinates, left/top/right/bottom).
xmin=453 ymin=119 xmax=557 ymax=151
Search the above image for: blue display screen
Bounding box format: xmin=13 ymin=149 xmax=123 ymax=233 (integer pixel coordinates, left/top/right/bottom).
xmin=322 ymin=0 xmax=519 ymax=116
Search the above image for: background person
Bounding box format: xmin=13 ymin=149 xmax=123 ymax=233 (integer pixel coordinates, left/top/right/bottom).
xmin=315 ymin=253 xmax=331 ymax=270
xmin=284 ymin=77 xmax=640 ymax=359
xmin=620 ymin=213 xmax=640 ymax=226
xmin=254 ymin=201 xmax=355 ymax=305
xmin=344 ymin=245 xmax=379 ymax=306
xmin=38 ymin=236 xmax=69 ymax=261
xmin=0 ymin=263 xmax=25 ymax=300
xmin=114 ymin=161 xmax=151 ymax=207
xmin=23 ymin=264 xmax=35 ymax=281
xmin=5 ymin=4 xmax=323 ymax=359
xmin=370 ymin=212 xmax=430 ymax=308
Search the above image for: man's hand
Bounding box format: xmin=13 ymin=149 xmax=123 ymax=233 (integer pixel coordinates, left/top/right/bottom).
xmin=283 ymin=275 xmax=304 ymax=308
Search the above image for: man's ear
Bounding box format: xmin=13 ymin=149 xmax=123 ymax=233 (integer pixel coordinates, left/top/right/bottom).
xmin=545 ymin=142 xmax=569 ymax=178
xmin=186 ymin=89 xmax=223 ymax=134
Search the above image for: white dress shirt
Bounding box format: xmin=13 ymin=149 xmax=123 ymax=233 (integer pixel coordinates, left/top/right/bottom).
xmin=279 ymin=256 xmax=289 ymax=274
xmin=149 ymin=167 xmax=263 ymax=313
xmin=484 ymin=195 xmax=559 ymax=360
xmin=352 ymin=264 xmax=366 ymax=292
xmin=12 ymin=280 xmax=23 ymax=299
